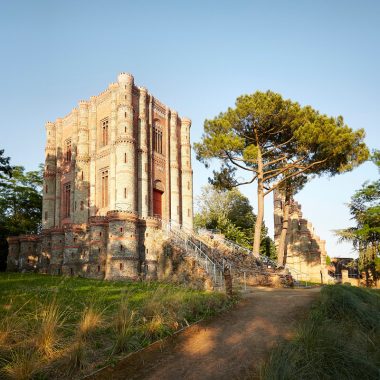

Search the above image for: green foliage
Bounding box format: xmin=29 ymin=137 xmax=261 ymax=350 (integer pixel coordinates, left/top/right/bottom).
xmin=195 ymin=91 xmax=368 ymax=190
xmin=0 ymin=164 xmax=43 ymax=271
xmin=195 ymin=91 xmax=368 ymax=256
xmin=336 ymin=150 xmax=380 ymax=282
xmin=262 ymin=285 xmax=380 ymax=380
xmin=326 ymin=255 xmax=332 ymax=266
xmin=194 ymin=185 xmax=276 ymax=257
xmin=0 ymin=149 xmax=12 ymax=179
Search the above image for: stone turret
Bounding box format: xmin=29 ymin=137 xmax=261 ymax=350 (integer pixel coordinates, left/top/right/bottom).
xmin=180 ymin=117 xmax=193 ymax=229
xmin=138 ymin=87 xmax=149 ymax=217
xmin=115 ymin=73 xmax=136 ymax=212
xmin=75 ymin=101 xmax=90 ymax=224
xmin=42 ymin=121 xmax=57 ymax=229
xmin=169 ymin=110 xmax=180 ymax=223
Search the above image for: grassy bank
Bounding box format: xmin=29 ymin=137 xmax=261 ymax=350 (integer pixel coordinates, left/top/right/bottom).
xmin=262 ymin=285 xmax=380 ymax=380
xmin=0 ymin=273 xmax=233 ymax=379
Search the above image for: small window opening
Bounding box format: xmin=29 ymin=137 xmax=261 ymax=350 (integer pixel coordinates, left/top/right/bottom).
xmin=120 ymin=262 xmax=123 ymax=270
xmin=97 ymin=265 xmax=100 ymax=272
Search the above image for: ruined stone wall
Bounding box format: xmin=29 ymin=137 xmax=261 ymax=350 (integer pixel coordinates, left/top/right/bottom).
xmin=273 ymin=189 xmax=327 ymax=282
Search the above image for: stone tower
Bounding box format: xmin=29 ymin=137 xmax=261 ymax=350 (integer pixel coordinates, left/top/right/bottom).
xmin=7 ymin=73 xmax=193 ymax=280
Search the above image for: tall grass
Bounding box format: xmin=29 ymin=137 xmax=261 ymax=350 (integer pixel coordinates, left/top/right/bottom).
xmin=262 ymin=285 xmax=380 ymax=380
xmin=0 ymin=273 xmax=232 ymax=379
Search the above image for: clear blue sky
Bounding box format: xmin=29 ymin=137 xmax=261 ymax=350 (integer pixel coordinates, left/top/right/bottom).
xmin=1 ymin=0 xmax=379 ymax=257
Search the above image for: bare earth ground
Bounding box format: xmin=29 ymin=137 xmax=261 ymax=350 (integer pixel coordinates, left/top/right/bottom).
xmin=89 ymin=287 xmax=320 ymax=380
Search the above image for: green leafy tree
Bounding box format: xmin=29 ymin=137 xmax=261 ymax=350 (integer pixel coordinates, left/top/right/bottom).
xmin=336 ymin=151 xmax=380 ymax=286
xmin=0 ymin=165 xmax=43 ymax=270
xmin=0 ymin=149 xmax=12 ymax=179
xmin=195 ymin=91 xmax=369 ymax=256
xmin=194 ymin=185 xmax=276 ymax=257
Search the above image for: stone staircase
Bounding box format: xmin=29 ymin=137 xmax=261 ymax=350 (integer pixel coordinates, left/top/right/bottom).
xmin=165 ymin=222 xmax=302 ymax=289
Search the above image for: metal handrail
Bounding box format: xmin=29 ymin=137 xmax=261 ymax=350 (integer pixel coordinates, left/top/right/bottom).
xmin=166 ymin=221 xmax=225 ymax=288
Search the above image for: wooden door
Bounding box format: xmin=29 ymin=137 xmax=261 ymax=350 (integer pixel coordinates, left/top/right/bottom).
xmin=153 ymin=190 xmax=163 ymax=218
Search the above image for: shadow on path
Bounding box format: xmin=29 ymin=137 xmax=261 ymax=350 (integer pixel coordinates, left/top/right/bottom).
xmin=89 ymin=287 xmax=320 ymax=380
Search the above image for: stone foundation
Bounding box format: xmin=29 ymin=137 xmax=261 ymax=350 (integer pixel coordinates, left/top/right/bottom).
xmin=6 ymin=212 xmax=164 ymax=281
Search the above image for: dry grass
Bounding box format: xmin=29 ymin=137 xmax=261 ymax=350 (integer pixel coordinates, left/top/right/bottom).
xmin=78 ymin=306 xmax=103 ymax=340
xmin=113 ymin=296 xmax=137 ymax=354
xmin=0 ymin=273 xmax=232 ymax=379
xmin=34 ymin=298 xmax=65 ymax=358
xmin=0 ymin=348 xmax=43 ymax=380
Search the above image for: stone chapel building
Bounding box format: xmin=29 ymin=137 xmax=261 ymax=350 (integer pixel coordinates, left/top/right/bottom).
xmin=7 ymin=73 xmax=193 ymax=279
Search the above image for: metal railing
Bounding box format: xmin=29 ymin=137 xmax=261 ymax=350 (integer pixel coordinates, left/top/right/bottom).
xmin=164 ymin=220 xmax=225 ymax=289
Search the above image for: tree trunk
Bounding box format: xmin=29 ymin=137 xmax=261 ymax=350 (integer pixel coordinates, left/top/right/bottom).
xmin=277 ymin=185 xmax=291 ymax=266
xmin=253 ymin=148 xmax=264 ymax=257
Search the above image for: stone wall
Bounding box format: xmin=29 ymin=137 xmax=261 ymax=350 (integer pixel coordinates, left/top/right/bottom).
xmin=274 ymin=189 xmax=327 ymax=283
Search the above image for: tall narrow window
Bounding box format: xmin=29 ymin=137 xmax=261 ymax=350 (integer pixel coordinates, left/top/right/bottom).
xmin=101 ymin=169 xmax=109 ymax=208
xmin=65 ymin=139 xmax=72 ymax=162
xmin=124 ymin=188 xmax=127 ymax=198
xmin=64 ymin=183 xmax=71 ymax=217
xmin=153 ymin=123 xmax=163 ymax=154
xmin=45 ymin=185 xmax=48 ymax=194
xmin=44 ymin=211 xmax=48 ymax=221
xmin=101 ymin=118 xmax=109 ymax=146
xmin=124 ymin=153 xmax=127 ymax=163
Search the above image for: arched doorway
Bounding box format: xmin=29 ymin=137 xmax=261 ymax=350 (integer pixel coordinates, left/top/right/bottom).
xmin=153 ymin=180 xmax=164 ymax=218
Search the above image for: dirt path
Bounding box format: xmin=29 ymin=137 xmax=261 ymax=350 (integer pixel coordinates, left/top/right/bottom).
xmin=89 ymin=287 xmax=320 ymax=380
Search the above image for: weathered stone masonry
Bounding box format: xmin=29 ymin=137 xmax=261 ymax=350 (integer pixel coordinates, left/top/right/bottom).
xmin=273 ymin=189 xmax=327 ymax=282
xmin=7 ymin=73 xmax=193 ymax=280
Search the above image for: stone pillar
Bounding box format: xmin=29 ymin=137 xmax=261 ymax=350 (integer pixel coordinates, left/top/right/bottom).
xmin=70 ymin=109 xmax=79 ymax=221
xmin=89 ymin=96 xmax=97 ymax=217
xmin=105 ymin=211 xmax=139 ymax=279
xmin=115 ymin=73 xmax=136 ymax=213
xmin=6 ymin=237 xmax=20 ymax=271
xmin=164 ymin=107 xmax=170 ymax=221
xmin=74 ymin=100 xmax=90 ymax=224
xmin=42 ymin=121 xmax=57 ymax=229
xmin=169 ymin=110 xmax=180 ymax=224
xmin=50 ymin=229 xmax=64 ymax=275
xmin=180 ymin=117 xmax=193 ymax=229
xmin=54 ymin=118 xmax=62 ymax=227
xmin=19 ymin=235 xmax=39 ymax=272
xmin=88 ymin=217 xmax=108 ymax=278
xmin=273 ymin=189 xmax=284 ymax=248
xmin=138 ymin=87 xmax=149 ymax=217
xmin=143 ymin=218 xmax=162 ymax=280
xmin=109 ymin=83 xmax=118 ymax=211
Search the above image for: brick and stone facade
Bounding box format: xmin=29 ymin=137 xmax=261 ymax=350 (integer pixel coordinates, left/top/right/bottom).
xmin=7 ymin=72 xmax=193 ymax=280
